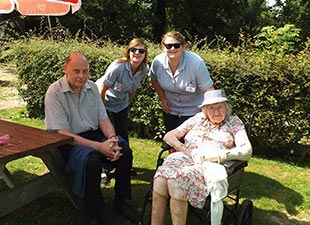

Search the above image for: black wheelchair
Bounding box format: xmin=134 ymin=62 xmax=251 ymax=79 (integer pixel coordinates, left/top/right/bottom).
xmin=138 ymin=112 xmax=255 ymax=225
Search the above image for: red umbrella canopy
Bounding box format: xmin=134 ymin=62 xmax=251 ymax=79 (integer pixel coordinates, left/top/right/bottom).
xmin=0 ymin=0 xmax=14 ymax=13
xmin=50 ymin=0 xmax=79 ymax=3
xmin=0 ymin=0 xmax=81 ymax=16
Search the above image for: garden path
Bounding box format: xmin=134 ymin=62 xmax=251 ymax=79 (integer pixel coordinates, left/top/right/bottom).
xmin=0 ymin=64 xmax=25 ymax=110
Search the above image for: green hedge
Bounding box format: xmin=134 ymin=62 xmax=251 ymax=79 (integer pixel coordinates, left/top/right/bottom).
xmin=201 ymin=47 xmax=309 ymax=160
xmin=1 ymin=37 xmax=309 ymax=162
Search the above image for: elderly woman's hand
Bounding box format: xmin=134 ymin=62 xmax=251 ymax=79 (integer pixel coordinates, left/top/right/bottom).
xmin=178 ymin=143 xmax=192 ymax=157
xmin=191 ymin=143 xmax=228 ymax=164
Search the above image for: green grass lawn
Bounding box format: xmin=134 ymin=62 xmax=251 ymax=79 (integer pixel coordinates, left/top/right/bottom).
xmin=0 ymin=108 xmax=309 ymax=225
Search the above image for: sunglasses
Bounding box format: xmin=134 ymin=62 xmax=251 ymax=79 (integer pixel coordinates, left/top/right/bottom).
xmin=164 ymin=43 xmax=182 ymax=49
xmin=130 ymin=47 xmax=146 ymax=54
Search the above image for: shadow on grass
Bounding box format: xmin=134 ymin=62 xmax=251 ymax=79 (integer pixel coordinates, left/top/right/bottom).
xmin=252 ymin=207 xmax=310 ymax=225
xmin=1 ymin=167 xmax=307 ymax=225
xmin=0 ymin=169 xmax=81 ymax=225
xmin=242 ymin=171 xmax=306 ymax=225
xmin=133 ymin=166 xmax=156 ymax=182
xmin=252 ymin=141 xmax=310 ymax=168
xmin=0 ymin=168 xmax=156 ymax=225
xmin=0 ymin=169 xmax=44 ymax=192
xmin=78 ymin=166 xmax=308 ymax=225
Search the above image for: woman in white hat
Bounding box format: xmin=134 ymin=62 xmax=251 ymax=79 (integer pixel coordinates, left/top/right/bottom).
xmin=151 ymin=89 xmax=252 ymax=225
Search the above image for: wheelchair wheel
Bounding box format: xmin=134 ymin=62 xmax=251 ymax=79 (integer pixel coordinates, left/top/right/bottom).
xmin=234 ymin=199 xmax=253 ymax=225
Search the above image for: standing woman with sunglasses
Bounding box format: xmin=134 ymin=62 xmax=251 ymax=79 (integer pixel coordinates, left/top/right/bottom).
xmin=150 ymin=31 xmax=214 ymax=133
xmin=96 ymin=38 xmax=149 ymax=145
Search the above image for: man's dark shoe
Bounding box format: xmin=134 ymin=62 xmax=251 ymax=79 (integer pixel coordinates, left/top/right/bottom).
xmin=86 ymin=217 xmax=104 ymax=225
xmin=84 ymin=208 xmax=106 ymax=225
xmin=131 ymin=168 xmax=137 ymax=177
xmin=113 ymin=199 xmax=139 ymax=224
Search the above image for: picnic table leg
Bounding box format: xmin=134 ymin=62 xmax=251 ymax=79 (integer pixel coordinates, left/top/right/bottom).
xmin=0 ymin=163 xmax=19 ymax=189
xmin=35 ymin=148 xmax=85 ymax=212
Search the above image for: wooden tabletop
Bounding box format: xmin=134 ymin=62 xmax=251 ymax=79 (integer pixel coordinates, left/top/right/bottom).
xmin=0 ymin=119 xmax=73 ymax=161
xmin=0 ymin=119 xmax=82 ymax=217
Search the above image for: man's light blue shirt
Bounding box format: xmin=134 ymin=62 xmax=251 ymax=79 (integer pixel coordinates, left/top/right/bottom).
xmin=45 ymin=76 xmax=108 ymax=134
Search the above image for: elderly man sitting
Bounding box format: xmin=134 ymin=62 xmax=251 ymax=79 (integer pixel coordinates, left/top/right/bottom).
xmin=44 ymin=52 xmax=138 ymax=225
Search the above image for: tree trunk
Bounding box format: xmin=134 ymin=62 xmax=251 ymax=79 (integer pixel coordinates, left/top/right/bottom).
xmin=152 ymin=0 xmax=166 ymax=42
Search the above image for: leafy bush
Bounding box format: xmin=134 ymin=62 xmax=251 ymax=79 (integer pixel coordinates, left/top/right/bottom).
xmin=202 ymin=44 xmax=309 ymax=160
xmin=1 ymin=27 xmax=309 ymax=162
xmin=254 ymin=24 xmax=302 ymax=53
xmin=1 ymin=37 xmax=124 ymax=118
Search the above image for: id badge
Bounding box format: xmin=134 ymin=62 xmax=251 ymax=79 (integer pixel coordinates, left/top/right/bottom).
xmin=114 ymin=81 xmax=122 ymax=91
xmin=186 ymin=84 xmax=196 ymax=92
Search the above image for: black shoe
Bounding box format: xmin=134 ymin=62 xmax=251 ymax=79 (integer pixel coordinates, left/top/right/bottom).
xmin=131 ymin=168 xmax=137 ymax=177
xmin=84 ymin=208 xmax=106 ymax=225
xmin=113 ymin=199 xmax=139 ymax=224
xmin=86 ymin=217 xmax=104 ymax=225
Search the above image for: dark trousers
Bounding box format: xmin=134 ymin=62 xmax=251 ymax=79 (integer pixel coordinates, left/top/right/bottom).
xmin=61 ymin=129 xmax=133 ymax=213
xmin=84 ymin=144 xmax=133 ymax=211
xmin=162 ymin=111 xmax=193 ymax=132
xmin=108 ymin=107 xmax=129 ymax=144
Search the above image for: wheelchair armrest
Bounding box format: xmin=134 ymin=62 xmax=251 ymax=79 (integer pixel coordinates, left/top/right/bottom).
xmin=160 ymin=142 xmax=172 ymax=156
xmin=224 ymin=160 xmax=248 ymax=176
xmin=245 ymin=112 xmax=256 ymax=136
xmin=155 ymin=143 xmax=171 ymax=168
xmin=161 ymin=142 xmax=171 ymax=150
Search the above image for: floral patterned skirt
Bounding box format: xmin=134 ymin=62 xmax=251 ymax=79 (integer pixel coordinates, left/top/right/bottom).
xmin=154 ymin=152 xmax=209 ymax=209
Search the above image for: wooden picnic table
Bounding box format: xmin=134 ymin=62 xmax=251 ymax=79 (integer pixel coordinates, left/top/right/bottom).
xmin=0 ymin=119 xmax=83 ymax=217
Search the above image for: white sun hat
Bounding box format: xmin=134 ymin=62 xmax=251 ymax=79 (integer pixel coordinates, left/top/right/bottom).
xmin=199 ymin=89 xmax=228 ymax=107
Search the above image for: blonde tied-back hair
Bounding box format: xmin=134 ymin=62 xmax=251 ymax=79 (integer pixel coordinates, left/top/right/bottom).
xmin=161 ymin=31 xmax=187 ymax=48
xmin=118 ymin=38 xmax=148 ymax=72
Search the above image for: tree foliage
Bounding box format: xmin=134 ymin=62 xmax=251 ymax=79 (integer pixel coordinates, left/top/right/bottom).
xmin=0 ymin=0 xmax=309 ymax=45
xmin=273 ymin=0 xmax=310 ymax=41
xmin=254 ymin=24 xmax=301 ymax=53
